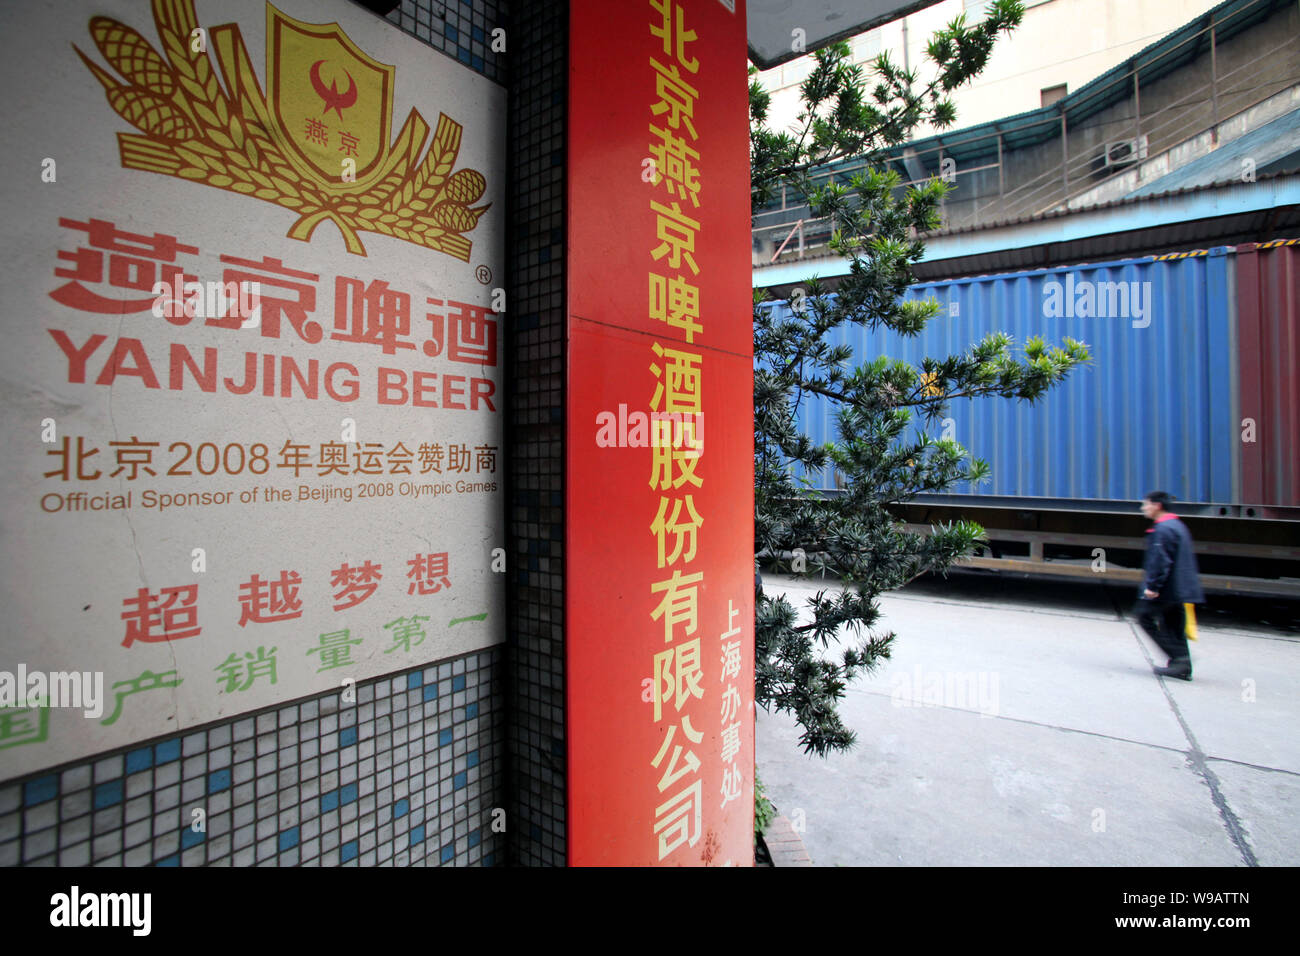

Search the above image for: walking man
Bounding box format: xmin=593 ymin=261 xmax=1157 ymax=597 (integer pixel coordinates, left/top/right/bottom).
xmin=1135 ymin=491 xmax=1204 ymax=681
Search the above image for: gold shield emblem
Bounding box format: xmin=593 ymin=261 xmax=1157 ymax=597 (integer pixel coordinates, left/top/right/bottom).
xmin=266 ymin=6 xmax=393 ymax=183
xmin=74 ymin=0 xmax=490 ymax=259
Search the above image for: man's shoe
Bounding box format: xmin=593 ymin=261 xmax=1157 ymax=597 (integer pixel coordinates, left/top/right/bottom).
xmin=1154 ymin=658 xmax=1192 ymax=681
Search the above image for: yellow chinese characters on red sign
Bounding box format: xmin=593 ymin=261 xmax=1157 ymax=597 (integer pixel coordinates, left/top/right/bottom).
xmin=567 ymin=0 xmax=754 ymax=866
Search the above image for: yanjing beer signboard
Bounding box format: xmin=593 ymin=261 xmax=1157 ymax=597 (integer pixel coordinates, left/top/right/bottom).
xmin=0 ymin=0 xmax=505 ymax=779
xmin=566 ymin=0 xmax=755 ymax=866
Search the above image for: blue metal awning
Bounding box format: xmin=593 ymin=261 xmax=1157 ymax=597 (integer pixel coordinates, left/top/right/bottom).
xmin=753 ymin=173 xmax=1300 ymax=285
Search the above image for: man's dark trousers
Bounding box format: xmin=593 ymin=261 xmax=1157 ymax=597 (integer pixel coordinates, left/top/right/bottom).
xmin=1134 ymin=597 xmax=1189 ymax=664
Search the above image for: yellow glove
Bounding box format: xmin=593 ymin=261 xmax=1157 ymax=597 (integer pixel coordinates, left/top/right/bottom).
xmin=1184 ymin=603 xmax=1198 ymax=642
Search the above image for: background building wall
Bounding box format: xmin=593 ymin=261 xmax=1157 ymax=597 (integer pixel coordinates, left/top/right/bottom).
xmin=753 ymin=0 xmax=1225 ymax=136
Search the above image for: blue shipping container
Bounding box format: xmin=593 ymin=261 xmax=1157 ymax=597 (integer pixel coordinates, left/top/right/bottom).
xmin=763 ymin=248 xmax=1238 ymax=506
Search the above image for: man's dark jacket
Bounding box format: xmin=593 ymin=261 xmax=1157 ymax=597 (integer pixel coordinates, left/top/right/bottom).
xmin=1141 ymin=515 xmax=1205 ymax=604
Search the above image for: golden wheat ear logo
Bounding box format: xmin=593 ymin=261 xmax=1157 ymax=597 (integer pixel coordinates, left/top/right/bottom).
xmin=74 ymin=0 xmax=489 ymax=259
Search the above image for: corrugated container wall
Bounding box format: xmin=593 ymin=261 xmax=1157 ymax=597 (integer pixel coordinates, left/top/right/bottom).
xmin=765 ymin=249 xmax=1241 ymax=507
xmin=1236 ymin=240 xmax=1300 ymax=508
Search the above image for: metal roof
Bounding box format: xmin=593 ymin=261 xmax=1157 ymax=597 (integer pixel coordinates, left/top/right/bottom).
xmin=923 ymin=169 xmax=1300 ymax=238
xmin=1130 ymin=107 xmax=1300 ymax=196
xmin=753 ymin=171 xmax=1300 ymax=286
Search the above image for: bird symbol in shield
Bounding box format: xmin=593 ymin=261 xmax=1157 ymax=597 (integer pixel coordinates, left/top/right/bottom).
xmin=309 ymin=60 xmax=357 ymax=119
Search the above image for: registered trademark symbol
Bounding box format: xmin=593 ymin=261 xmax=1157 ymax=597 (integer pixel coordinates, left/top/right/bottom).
xmin=476 ymin=264 xmax=492 ymax=284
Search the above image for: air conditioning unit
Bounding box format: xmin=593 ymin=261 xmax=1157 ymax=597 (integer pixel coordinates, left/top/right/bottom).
xmin=1102 ymin=135 xmax=1148 ymax=168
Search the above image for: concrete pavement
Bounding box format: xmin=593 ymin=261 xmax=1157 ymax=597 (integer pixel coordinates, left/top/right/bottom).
xmin=756 ymin=571 xmax=1300 ymax=866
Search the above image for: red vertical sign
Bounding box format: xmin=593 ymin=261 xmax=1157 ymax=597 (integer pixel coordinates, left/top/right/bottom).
xmin=566 ymin=0 xmax=754 ymax=865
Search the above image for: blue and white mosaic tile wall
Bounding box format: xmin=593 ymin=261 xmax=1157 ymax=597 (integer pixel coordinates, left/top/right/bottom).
xmin=0 ymin=648 xmax=503 ymax=866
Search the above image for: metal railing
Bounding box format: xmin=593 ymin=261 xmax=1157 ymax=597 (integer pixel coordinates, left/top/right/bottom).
xmin=753 ymin=0 xmax=1299 ymax=262
xmin=991 ymin=29 xmax=1300 ymax=223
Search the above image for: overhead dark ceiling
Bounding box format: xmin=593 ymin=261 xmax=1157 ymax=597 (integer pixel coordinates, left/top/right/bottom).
xmin=747 ymin=0 xmax=946 ymax=69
